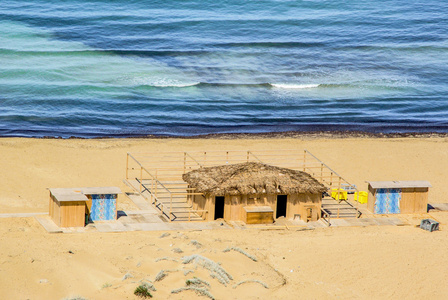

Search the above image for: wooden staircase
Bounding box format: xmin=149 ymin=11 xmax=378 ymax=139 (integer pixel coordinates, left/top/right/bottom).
xmin=321 ymin=197 xmax=361 ymax=219
xmin=125 ymin=179 xmax=204 ymax=222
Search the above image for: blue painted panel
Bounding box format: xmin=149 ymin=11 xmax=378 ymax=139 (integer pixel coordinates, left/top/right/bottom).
xmin=374 ymin=188 xmax=401 ymax=214
xmin=90 ymin=194 xmax=117 ymax=221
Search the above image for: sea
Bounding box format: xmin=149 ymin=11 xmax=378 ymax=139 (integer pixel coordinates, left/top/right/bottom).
xmin=1 ymin=0 xmax=447 ymax=138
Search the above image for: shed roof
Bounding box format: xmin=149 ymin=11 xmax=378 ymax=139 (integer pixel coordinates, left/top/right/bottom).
xmin=80 ymin=187 xmax=122 ymax=195
xmin=49 ymin=188 xmax=88 ymax=202
xmin=49 ymin=186 xmax=121 ymax=202
xmin=368 ymin=181 xmax=432 ymax=189
xmin=182 ymin=162 xmax=327 ymax=195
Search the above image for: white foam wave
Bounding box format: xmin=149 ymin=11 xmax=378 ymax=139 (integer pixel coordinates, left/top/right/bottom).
xmin=271 ymin=83 xmax=320 ymax=89
xmin=152 ymin=81 xmax=200 ymax=88
xmin=128 ymin=76 xmax=200 ymax=87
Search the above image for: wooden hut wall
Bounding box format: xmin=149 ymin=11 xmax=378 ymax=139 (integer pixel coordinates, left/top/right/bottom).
xmin=368 ymin=186 xmax=429 ymax=214
xmin=400 ymin=188 xmax=428 ymax=213
xmin=49 ymin=195 xmax=61 ymax=226
xmin=367 ymin=185 xmax=376 ymax=213
xmin=224 ymin=195 xmax=242 ymax=221
xmin=299 ymin=194 xmax=322 ymax=221
xmin=193 ymin=192 xmax=322 ymax=222
xmin=59 ymin=201 xmax=85 ymax=227
xmin=191 ymin=194 xmax=209 ymax=220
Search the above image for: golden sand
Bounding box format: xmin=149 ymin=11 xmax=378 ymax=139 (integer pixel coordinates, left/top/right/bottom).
xmin=0 ymin=137 xmax=447 ymax=299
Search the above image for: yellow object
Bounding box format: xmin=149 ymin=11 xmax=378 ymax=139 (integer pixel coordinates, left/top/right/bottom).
xmin=331 ymin=188 xmax=347 ymax=201
xmin=354 ymin=191 xmax=368 ymax=204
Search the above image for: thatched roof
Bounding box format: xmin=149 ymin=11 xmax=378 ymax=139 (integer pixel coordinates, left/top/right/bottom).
xmin=182 ymin=162 xmax=327 ymax=196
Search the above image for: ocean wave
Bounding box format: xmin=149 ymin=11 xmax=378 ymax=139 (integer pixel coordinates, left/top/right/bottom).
xmin=270 ymin=83 xmax=320 ymax=89
xmin=151 ymin=81 xmax=200 ymax=88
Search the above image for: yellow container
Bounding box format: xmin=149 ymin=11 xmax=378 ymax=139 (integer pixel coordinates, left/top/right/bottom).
xmin=354 ymin=191 xmax=368 ymax=204
xmin=331 ymin=188 xmax=347 ymax=201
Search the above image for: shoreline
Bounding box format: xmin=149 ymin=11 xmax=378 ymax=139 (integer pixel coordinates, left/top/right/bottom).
xmin=3 ymin=130 xmax=448 ymax=140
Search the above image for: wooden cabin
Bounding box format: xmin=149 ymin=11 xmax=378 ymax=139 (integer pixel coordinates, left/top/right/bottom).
xmin=49 ymin=187 xmax=121 ymax=227
xmin=182 ymin=162 xmax=327 ymax=223
xmin=367 ymin=181 xmax=431 ymax=214
xmin=49 ymin=188 xmax=88 ymax=227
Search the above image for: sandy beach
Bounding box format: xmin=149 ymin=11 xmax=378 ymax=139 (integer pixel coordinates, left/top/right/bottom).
xmin=1 ymin=136 xmax=447 ymax=299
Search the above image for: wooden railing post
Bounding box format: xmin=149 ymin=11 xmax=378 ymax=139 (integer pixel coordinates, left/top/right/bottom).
xmin=320 ymin=163 xmax=323 ymax=182
xmin=330 ymin=172 xmax=333 ymax=187
xmin=338 ymin=177 xmax=342 ymax=202
xmin=126 ymin=153 xmax=129 ymax=180
xmin=169 ymin=193 xmax=173 ymax=222
xmin=303 ymin=150 xmax=306 ymax=171
xmin=139 ymin=167 xmax=143 ymax=193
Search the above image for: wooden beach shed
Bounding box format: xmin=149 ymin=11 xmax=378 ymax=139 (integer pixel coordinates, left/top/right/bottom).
xmin=49 ymin=187 xmax=121 ymax=227
xmin=367 ymin=181 xmax=431 ymax=214
xmin=49 ymin=188 xmax=88 ymax=227
xmin=182 ymin=162 xmax=327 ymax=223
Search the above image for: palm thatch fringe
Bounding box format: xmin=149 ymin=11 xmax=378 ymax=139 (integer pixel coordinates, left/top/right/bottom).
xmin=182 ymin=162 xmax=326 ymax=196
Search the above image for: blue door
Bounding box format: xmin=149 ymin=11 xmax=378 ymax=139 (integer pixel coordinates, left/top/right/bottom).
xmin=374 ymin=188 xmax=401 ymax=214
xmin=90 ymin=194 xmax=117 ymax=221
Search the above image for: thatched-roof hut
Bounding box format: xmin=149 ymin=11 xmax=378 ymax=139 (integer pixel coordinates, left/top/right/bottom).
xmin=183 ymin=162 xmax=326 ymax=223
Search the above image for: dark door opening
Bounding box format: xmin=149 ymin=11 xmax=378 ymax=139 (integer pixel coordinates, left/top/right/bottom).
xmin=276 ymin=195 xmax=287 ymax=218
xmin=215 ymin=196 xmax=225 ymax=220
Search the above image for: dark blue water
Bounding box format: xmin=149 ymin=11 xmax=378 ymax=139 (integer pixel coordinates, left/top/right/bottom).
xmin=1 ymin=0 xmax=448 ymax=137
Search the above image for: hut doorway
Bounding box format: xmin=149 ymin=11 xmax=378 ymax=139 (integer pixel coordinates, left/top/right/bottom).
xmin=276 ymin=195 xmax=287 ymax=218
xmin=215 ymin=196 xmax=225 ymax=220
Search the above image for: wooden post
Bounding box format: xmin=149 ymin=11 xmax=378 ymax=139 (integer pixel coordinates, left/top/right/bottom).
xmin=338 ymin=177 xmax=342 ymax=202
xmin=337 ymin=207 xmax=340 ymax=218
xmin=152 ymin=177 xmax=155 ymax=205
xmin=303 ymin=150 xmax=306 ymax=171
xmin=169 ymin=193 xmax=173 ymax=222
xmin=126 ymin=154 xmax=129 ymax=180
xmin=320 ymin=163 xmax=323 ymax=182
xmin=247 ymin=151 xmax=250 ymax=162
xmin=139 ymin=167 xmax=143 ymax=193
xmin=188 ymin=210 xmax=191 ymax=222
xmin=329 ymin=172 xmax=333 ymax=193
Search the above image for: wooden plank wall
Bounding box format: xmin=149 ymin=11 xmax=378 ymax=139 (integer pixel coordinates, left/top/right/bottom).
xmin=215 ymin=193 xmax=321 ymax=223
xmin=60 ymin=201 xmax=85 ymax=227
xmin=401 ymin=188 xmax=428 ymax=213
xmin=367 ymin=185 xmax=376 ymax=212
xmin=50 ymin=196 xmax=61 ymax=227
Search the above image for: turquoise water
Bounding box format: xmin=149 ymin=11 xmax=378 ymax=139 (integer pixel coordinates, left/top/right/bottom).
xmin=1 ymin=0 xmax=448 ymax=137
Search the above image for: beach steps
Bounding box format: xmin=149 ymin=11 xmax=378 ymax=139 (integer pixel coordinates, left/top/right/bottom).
xmin=321 ymin=197 xmax=361 ymax=219
xmin=124 ymin=179 xmax=204 ymax=222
